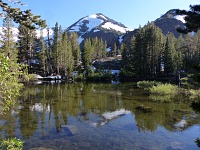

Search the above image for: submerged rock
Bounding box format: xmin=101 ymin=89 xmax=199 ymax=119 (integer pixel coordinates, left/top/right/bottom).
xmin=102 ymin=109 xmax=130 ymax=120
xmin=61 ymin=125 xmax=79 ymax=136
xmin=174 ymin=120 xmax=187 ymax=128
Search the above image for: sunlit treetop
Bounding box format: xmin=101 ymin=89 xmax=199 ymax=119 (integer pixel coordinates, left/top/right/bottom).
xmin=0 ymin=0 xmax=46 ymax=29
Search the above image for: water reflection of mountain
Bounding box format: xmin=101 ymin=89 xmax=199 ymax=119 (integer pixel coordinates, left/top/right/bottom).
xmin=1 ymin=83 xmax=200 ymax=140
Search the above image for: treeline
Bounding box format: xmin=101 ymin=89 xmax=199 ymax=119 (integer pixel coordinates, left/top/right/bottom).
xmin=18 ymin=22 xmax=81 ymax=77
xmin=0 ymin=15 xmax=122 ymax=78
xmin=2 ymin=15 xmax=200 ymax=81
xmin=121 ymin=22 xmax=200 ymax=80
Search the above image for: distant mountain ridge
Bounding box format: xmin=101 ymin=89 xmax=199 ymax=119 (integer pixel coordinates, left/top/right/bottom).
xmin=0 ymin=10 xmax=186 ymax=50
xmin=122 ymin=9 xmax=186 ymax=48
xmin=65 ymin=10 xmax=186 ymax=50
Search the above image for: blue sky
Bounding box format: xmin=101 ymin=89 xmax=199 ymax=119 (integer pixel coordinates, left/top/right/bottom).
xmin=17 ymin=0 xmax=199 ymax=29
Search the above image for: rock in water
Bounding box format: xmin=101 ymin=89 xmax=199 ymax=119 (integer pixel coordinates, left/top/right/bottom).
xmin=61 ymin=125 xmax=79 ymax=136
xmin=174 ymin=120 xmax=187 ymax=128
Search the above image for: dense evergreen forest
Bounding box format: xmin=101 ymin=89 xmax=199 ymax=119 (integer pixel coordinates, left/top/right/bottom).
xmin=1 ymin=17 xmax=200 ymax=82
xmin=121 ymin=23 xmax=200 ymax=81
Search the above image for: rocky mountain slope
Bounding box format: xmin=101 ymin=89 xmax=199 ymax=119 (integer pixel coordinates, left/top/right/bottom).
xmin=122 ymin=9 xmax=185 ymax=47
xmin=66 ymin=13 xmax=132 ymax=48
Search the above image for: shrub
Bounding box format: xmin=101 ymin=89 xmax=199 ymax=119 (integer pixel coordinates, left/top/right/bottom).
xmin=150 ymin=84 xmax=177 ymax=96
xmin=149 ymin=94 xmax=174 ymax=102
xmin=87 ymin=72 xmax=112 ymax=82
xmin=75 ymin=73 xmax=85 ymax=81
xmin=149 ymin=84 xmax=178 ymax=102
xmin=0 ymin=138 xmax=24 ymax=150
xmin=189 ymin=89 xmax=200 ymax=99
xmin=137 ymin=81 xmax=161 ymax=90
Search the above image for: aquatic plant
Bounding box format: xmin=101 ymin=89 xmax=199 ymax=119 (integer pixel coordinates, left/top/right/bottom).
xmin=150 ymin=84 xmax=177 ymax=96
xmin=137 ymin=81 xmax=161 ymax=90
xmin=149 ymin=84 xmax=178 ymax=102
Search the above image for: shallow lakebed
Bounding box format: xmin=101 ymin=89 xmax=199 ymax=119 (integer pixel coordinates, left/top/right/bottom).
xmin=1 ymin=82 xmax=200 ymax=150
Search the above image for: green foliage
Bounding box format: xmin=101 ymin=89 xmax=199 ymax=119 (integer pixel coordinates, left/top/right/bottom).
xmin=176 ymin=5 xmax=200 ymax=33
xmin=82 ymin=37 xmax=108 ymax=73
xmin=0 ymin=138 xmax=24 ymax=150
xmin=189 ymin=89 xmax=200 ymax=100
xmin=163 ymin=34 xmax=176 ymax=75
xmin=0 ymin=54 xmax=24 ymax=149
xmin=0 ymin=15 xmax=18 ymax=62
xmin=137 ymin=81 xmax=161 ymax=90
xmin=17 ymin=24 xmax=37 ymax=69
xmin=123 ymin=23 xmax=164 ymax=77
xmin=0 ymin=54 xmax=23 ymax=114
xmin=150 ymin=84 xmax=177 ymax=96
xmin=0 ymin=1 xmax=46 ymax=29
xmin=149 ymin=84 xmax=178 ymax=102
xmin=87 ymin=71 xmax=112 ymax=82
xmin=74 ymin=73 xmax=85 ymax=81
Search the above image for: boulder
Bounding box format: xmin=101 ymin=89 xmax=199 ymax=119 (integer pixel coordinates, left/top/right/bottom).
xmin=61 ymin=125 xmax=79 ymax=136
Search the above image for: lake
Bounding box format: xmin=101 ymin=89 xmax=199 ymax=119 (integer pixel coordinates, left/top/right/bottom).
xmin=1 ymin=82 xmax=200 ymax=150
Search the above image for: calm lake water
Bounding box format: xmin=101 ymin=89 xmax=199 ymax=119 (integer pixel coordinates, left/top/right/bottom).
xmin=1 ymin=82 xmax=200 ymax=150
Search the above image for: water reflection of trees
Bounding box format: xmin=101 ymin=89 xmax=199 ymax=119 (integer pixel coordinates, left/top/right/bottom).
xmin=0 ymin=109 xmax=16 ymax=138
xmin=124 ymin=101 xmax=197 ymax=132
xmin=1 ymin=83 xmax=199 ymax=138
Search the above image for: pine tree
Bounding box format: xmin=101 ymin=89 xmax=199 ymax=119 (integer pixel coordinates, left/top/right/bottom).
xmin=176 ymin=5 xmax=200 ymax=33
xmin=52 ymin=22 xmax=59 ymax=74
xmin=102 ymin=40 xmax=107 ymax=58
xmin=37 ymin=29 xmax=48 ymax=75
xmin=123 ymin=23 xmax=165 ymax=77
xmin=18 ymin=24 xmax=37 ymax=72
xmin=0 ymin=15 xmax=18 ymax=62
xmin=82 ymin=38 xmax=93 ymax=73
xmin=46 ymin=27 xmax=53 ymax=75
xmin=68 ymin=32 xmax=80 ymax=70
xmin=0 ymin=1 xmax=46 ymax=29
xmin=112 ymin=43 xmax=117 ymax=58
xmin=66 ymin=39 xmax=74 ymax=76
xmin=163 ymin=33 xmax=177 ymax=75
xmin=60 ymin=32 xmax=74 ymax=76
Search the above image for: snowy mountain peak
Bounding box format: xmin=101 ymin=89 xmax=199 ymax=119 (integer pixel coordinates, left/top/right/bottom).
xmin=66 ymin=13 xmax=132 ymax=34
xmin=157 ymin=9 xmax=186 ymax=23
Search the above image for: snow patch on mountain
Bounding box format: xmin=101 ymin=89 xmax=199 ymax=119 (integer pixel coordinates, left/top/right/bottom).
xmin=67 ymin=13 xmax=132 ymax=34
xmin=99 ymin=14 xmax=107 ymax=20
xmin=93 ymin=29 xmax=100 ymax=32
xmin=101 ymin=22 xmax=132 ymax=33
xmin=36 ymin=28 xmax=54 ymax=38
xmin=119 ymin=35 xmax=123 ymax=43
xmin=174 ymin=15 xmax=186 ymax=23
xmin=0 ymin=27 xmax=19 ymax=41
xmin=0 ymin=27 xmax=54 ymax=43
xmin=69 ymin=14 xmax=103 ymax=33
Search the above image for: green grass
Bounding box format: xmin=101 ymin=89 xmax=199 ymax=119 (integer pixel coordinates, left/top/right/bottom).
xmin=150 ymin=84 xmax=177 ymax=96
xmin=137 ymin=81 xmax=161 ymax=90
xmin=149 ymin=84 xmax=178 ymax=102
